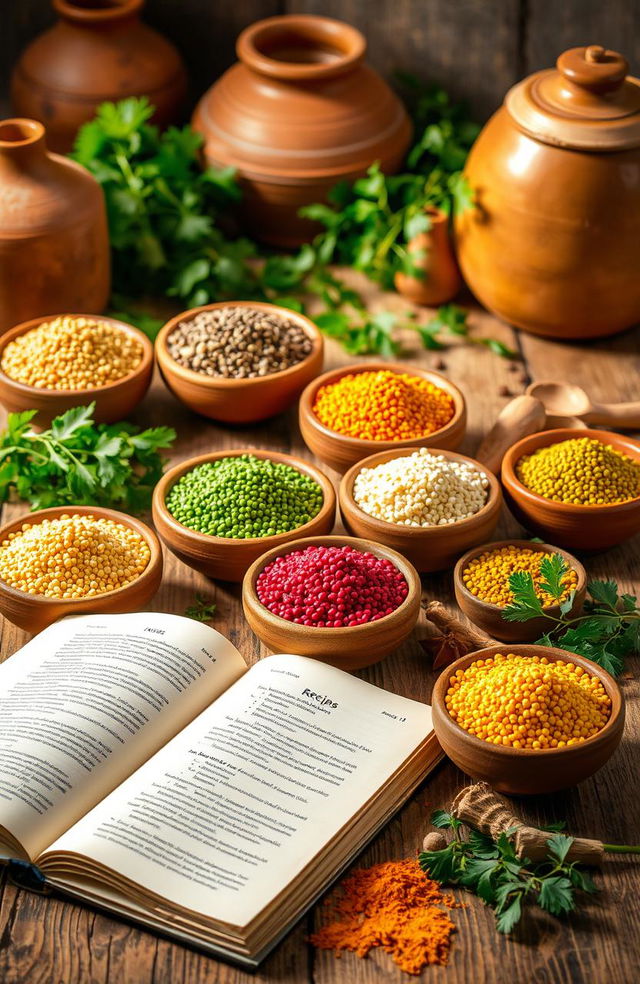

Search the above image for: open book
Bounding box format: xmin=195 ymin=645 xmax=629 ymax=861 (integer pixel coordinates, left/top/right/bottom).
xmin=0 ymin=612 xmax=441 ymax=966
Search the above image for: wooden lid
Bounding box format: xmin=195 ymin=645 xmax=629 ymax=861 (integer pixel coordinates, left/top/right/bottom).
xmin=506 ymin=45 xmax=640 ymax=150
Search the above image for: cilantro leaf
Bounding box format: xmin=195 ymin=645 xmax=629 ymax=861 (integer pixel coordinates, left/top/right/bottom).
xmin=495 ymin=893 xmax=523 ymax=934
xmin=538 ymin=554 xmax=568 ymax=602
xmin=538 ymin=876 xmax=575 ymax=916
xmin=588 ymin=580 xmax=619 ymax=609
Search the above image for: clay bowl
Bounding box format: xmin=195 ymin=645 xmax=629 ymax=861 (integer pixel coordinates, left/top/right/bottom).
xmin=431 ymin=644 xmax=624 ymax=795
xmin=152 ymin=449 xmax=336 ymax=582
xmin=339 ymin=448 xmax=502 ymax=573
xmin=454 ymin=540 xmax=587 ymax=642
xmin=502 ymin=428 xmax=640 ymax=551
xmin=242 ymin=535 xmax=422 ymax=670
xmin=155 ymin=301 xmax=324 ymax=424
xmin=299 ymin=362 xmax=466 ymax=474
xmin=0 ymin=314 xmax=154 ymax=427
xmin=0 ymin=505 xmax=163 ymax=633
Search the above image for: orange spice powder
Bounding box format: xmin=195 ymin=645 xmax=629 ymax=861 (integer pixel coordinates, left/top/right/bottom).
xmin=312 ymin=370 xmax=455 ymax=441
xmin=309 ymin=859 xmax=457 ymax=975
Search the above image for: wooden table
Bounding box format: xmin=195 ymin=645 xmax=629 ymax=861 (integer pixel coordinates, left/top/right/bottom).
xmin=1 ymin=279 xmax=639 ymax=984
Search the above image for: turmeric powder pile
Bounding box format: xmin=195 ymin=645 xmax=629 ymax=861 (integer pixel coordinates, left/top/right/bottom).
xmin=309 ymin=859 xmax=457 ymax=974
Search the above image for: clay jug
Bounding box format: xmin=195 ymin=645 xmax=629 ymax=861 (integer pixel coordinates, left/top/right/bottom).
xmin=11 ymin=0 xmax=187 ymax=154
xmin=455 ymin=45 xmax=640 ymax=339
xmin=0 ymin=118 xmax=110 ymax=333
xmin=394 ymin=207 xmax=462 ymax=306
xmin=192 ymin=14 xmax=412 ymax=247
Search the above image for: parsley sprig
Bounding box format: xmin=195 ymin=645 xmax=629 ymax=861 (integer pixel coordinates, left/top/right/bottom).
xmin=0 ymin=404 xmax=175 ymax=514
xmin=502 ymin=554 xmax=639 ymax=677
xmin=419 ymin=811 xmax=597 ymax=934
xmin=184 ymin=594 xmax=217 ymax=623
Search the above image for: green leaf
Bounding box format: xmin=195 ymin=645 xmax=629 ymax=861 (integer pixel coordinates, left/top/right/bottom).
xmin=7 ymin=410 xmax=38 ymax=442
xmin=540 ymin=820 xmax=567 ymax=833
xmin=547 ymin=834 xmax=574 ymax=864
xmin=495 ymin=894 xmax=522 ymax=934
xmin=538 ymin=876 xmax=575 ymax=916
xmin=476 ymin=337 xmax=519 ymax=359
xmin=430 ymin=809 xmax=460 ymax=830
xmin=502 ymin=570 xmax=545 ymax=621
xmin=419 ymin=846 xmax=459 ymax=883
xmin=404 ymin=211 xmax=431 ymax=240
xmin=538 ymin=553 xmax=568 ymax=602
xmin=184 ymin=594 xmax=217 ymax=622
xmin=50 ymin=404 xmax=96 ymax=441
xmin=460 ymin=858 xmax=499 ymax=903
xmin=588 ymin=580 xmax=619 ymax=608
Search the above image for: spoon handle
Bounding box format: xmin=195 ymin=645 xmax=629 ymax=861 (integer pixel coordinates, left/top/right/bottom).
xmin=476 ymin=395 xmax=546 ymax=474
xmin=586 ymin=402 xmax=640 ymax=428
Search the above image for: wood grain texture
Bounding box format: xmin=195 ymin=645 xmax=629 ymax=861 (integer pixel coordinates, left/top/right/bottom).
xmin=0 ymin=274 xmax=638 ymax=983
xmin=524 ymin=0 xmax=640 ymax=76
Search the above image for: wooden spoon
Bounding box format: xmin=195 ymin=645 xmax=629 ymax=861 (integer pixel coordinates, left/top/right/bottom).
xmin=476 ymin=395 xmax=546 ymax=474
xmin=527 ymin=381 xmax=640 ymax=429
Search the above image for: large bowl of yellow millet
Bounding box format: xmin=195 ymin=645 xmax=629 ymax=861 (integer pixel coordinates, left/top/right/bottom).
xmin=431 ymin=644 xmax=624 ymax=794
xmin=454 ymin=539 xmax=587 ymax=641
xmin=0 ymin=314 xmax=154 ymax=427
xmin=0 ymin=506 xmax=163 ymax=632
xmin=299 ymin=362 xmax=467 ymax=473
xmin=502 ymin=428 xmax=640 ymax=551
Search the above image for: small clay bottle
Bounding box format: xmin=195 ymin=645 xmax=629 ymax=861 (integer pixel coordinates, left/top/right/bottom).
xmin=11 ymin=0 xmax=187 ymax=153
xmin=394 ymin=206 xmax=462 ymax=306
xmin=0 ymin=118 xmax=110 ymax=333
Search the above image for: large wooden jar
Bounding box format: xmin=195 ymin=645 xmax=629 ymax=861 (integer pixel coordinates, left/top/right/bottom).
xmin=0 ymin=119 xmax=110 ymax=333
xmin=192 ymin=14 xmax=412 ymax=247
xmin=455 ymin=45 xmax=640 ymax=339
xmin=11 ymin=0 xmax=187 ymax=154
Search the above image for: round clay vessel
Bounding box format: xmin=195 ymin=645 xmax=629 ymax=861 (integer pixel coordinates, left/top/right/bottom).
xmin=0 ymin=118 xmax=110 ymax=334
xmin=431 ymin=644 xmax=625 ymax=795
xmin=339 ymin=447 xmax=502 ymax=573
xmin=394 ymin=207 xmax=462 ymax=305
xmin=501 ymin=428 xmax=640 ymax=551
xmin=454 ymin=539 xmax=587 ymax=642
xmin=455 ymin=45 xmax=640 ymax=339
xmin=0 ymin=314 xmax=153 ymax=427
xmin=0 ymin=505 xmax=163 ymax=633
xmin=11 ymin=0 xmax=188 ymax=153
xmin=152 ymin=449 xmax=337 ymax=583
xmin=299 ymin=362 xmax=466 ymax=474
xmin=192 ymin=14 xmax=412 ymax=246
xmin=155 ymin=301 xmax=324 ymax=424
xmin=242 ymin=535 xmax=422 ymax=670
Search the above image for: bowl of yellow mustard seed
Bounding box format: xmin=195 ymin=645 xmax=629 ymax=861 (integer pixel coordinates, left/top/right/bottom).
xmin=454 ymin=539 xmax=587 ymax=641
xmin=0 ymin=506 xmax=163 ymax=632
xmin=0 ymin=314 xmax=154 ymax=426
xmin=502 ymin=428 xmax=640 ymax=550
xmin=431 ymin=644 xmax=624 ymax=794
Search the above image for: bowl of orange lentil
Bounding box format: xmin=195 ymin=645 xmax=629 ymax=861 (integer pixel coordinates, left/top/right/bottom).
xmin=298 ymin=362 xmax=466 ymax=473
xmin=431 ymin=644 xmax=624 ymax=795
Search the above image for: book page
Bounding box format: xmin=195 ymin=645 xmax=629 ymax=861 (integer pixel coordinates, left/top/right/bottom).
xmin=0 ymin=612 xmax=246 ymax=860
xmin=42 ymin=654 xmax=432 ymax=927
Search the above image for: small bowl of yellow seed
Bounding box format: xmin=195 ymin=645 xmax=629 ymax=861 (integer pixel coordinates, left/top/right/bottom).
xmin=454 ymin=539 xmax=587 ymax=642
xmin=431 ymin=644 xmax=624 ymax=795
xmin=502 ymin=428 xmax=640 ymax=551
xmin=0 ymin=314 xmax=154 ymax=427
xmin=0 ymin=506 xmax=163 ymax=632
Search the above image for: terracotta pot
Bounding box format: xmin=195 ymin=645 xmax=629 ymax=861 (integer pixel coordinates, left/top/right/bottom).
xmin=455 ymin=45 xmax=640 ymax=339
xmin=394 ymin=207 xmax=462 ymax=305
xmin=11 ymin=0 xmax=187 ymax=153
xmin=0 ymin=118 xmax=110 ymax=334
xmin=192 ymin=14 xmax=412 ymax=247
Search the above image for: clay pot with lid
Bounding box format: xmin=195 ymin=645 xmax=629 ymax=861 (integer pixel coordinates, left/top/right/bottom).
xmin=11 ymin=0 xmax=188 ymax=153
xmin=0 ymin=118 xmax=110 ymax=333
xmin=455 ymin=45 xmax=640 ymax=339
xmin=192 ymin=14 xmax=412 ymax=247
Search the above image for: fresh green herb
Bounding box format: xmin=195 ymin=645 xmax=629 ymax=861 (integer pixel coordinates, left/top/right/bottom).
xmin=184 ymin=594 xmax=217 ymax=622
xmin=419 ymin=810 xmax=598 ymax=934
xmin=0 ymin=404 xmax=175 ymax=514
xmin=503 ymin=554 xmax=640 ymax=676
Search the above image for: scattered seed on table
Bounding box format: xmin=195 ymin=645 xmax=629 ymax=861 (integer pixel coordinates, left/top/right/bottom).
xmin=165 ymin=454 xmax=324 ymax=538
xmin=166 ymin=306 xmax=313 ymax=378
xmin=1 ymin=316 xmax=143 ymax=390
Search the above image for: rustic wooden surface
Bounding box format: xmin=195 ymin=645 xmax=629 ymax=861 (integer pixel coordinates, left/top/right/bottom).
xmin=0 ymin=274 xmax=638 ymax=983
xmin=2 ymin=0 xmax=640 ymax=121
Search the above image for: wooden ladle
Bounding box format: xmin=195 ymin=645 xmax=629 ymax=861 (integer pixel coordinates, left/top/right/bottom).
xmin=527 ymin=381 xmax=640 ymax=429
